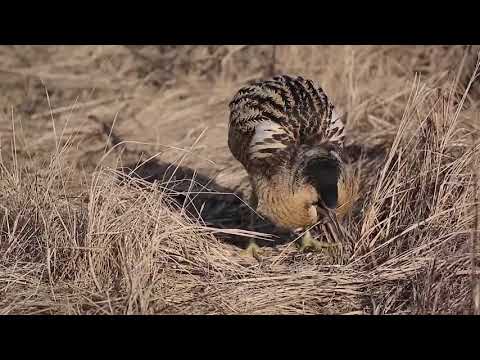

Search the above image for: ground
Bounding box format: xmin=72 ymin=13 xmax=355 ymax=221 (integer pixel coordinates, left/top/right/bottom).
xmin=0 ymin=45 xmax=479 ymax=314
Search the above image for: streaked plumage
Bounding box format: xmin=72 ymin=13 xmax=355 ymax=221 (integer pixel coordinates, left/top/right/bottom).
xmin=228 ymin=75 xmax=353 ymax=256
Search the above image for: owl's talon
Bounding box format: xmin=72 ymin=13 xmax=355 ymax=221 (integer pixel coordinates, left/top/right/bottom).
xmin=297 ymin=230 xmax=340 ymax=258
xmin=240 ymin=240 xmax=263 ymax=261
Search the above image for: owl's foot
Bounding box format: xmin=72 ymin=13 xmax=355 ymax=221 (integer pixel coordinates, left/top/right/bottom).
xmin=240 ymin=240 xmax=263 ymax=261
xmin=297 ymin=230 xmax=340 ymax=257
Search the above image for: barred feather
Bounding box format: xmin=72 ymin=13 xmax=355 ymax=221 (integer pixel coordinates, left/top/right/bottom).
xmin=227 ymin=75 xmax=350 ymax=233
xmin=228 ymin=75 xmax=345 ymax=174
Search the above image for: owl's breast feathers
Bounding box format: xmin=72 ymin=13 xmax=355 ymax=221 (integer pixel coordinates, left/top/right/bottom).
xmin=228 ymin=75 xmax=345 ymax=176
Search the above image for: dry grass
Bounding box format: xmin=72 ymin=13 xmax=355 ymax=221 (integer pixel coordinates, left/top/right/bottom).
xmin=0 ymin=45 xmax=479 ymax=314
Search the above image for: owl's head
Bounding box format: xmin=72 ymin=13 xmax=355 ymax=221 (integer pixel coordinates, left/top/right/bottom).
xmin=295 ymin=144 xmax=342 ymax=211
xmin=252 ymin=144 xmax=345 ymax=232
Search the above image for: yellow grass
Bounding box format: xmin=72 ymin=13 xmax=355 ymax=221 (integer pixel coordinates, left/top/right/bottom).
xmin=0 ymin=45 xmax=479 ymax=314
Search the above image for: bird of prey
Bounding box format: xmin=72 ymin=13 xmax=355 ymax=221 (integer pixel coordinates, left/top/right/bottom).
xmin=228 ymin=74 xmax=353 ymax=258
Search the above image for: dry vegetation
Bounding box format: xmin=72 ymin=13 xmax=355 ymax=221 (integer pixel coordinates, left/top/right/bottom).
xmin=0 ymin=45 xmax=479 ymax=314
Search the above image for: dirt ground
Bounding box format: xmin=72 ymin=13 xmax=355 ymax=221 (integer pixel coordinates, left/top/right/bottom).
xmin=0 ymin=45 xmax=479 ymax=314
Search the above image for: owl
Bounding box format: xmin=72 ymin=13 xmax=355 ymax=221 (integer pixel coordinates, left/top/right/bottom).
xmin=228 ymin=75 xmax=354 ymax=258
